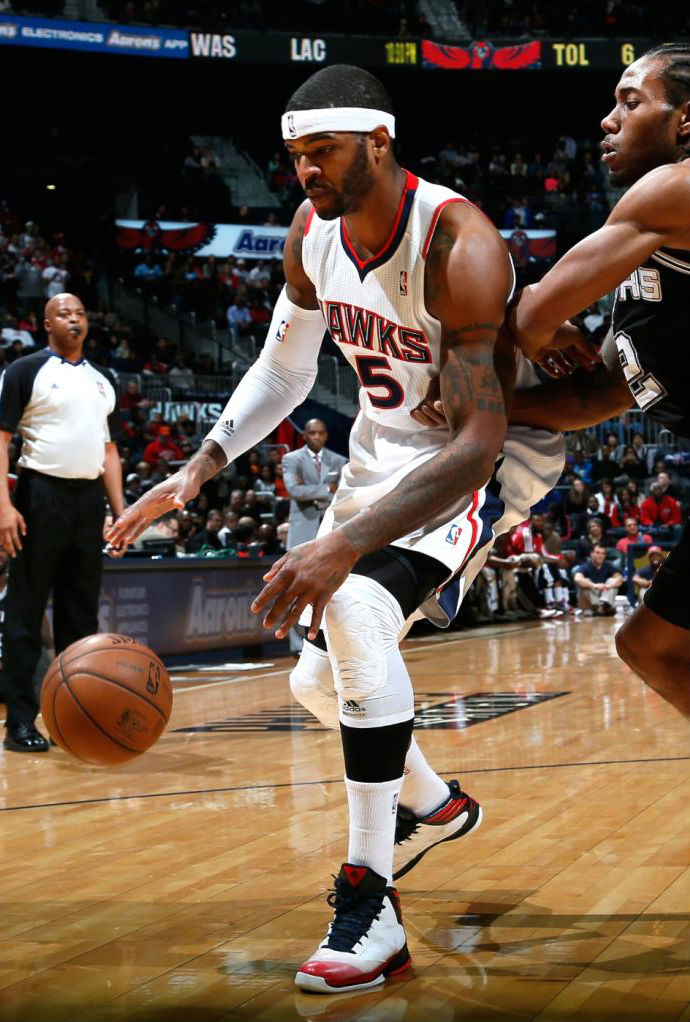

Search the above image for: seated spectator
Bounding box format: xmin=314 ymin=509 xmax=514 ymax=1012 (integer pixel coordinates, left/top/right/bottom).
xmin=640 ymin=482 xmax=682 ymax=538
xmin=168 ymin=352 xmax=195 ymax=392
xmin=570 ymin=449 xmax=594 ymax=484
xmin=591 ymin=442 xmax=621 ymax=482
xmin=142 ymin=354 xmax=169 ymax=377
xmin=615 ymin=517 xmax=653 ymax=559
xmin=632 ymin=546 xmax=666 ymax=594
xmin=619 ymin=445 xmax=648 ymax=481
xmin=574 ymin=517 xmax=606 ymax=564
xmin=241 ymin=489 xmax=262 ymax=524
xmin=142 ymin=426 xmax=184 ymax=466
xmin=125 ymin=473 xmax=143 ymax=505
xmin=565 ymin=478 xmax=590 ymax=535
xmin=593 ymin=479 xmax=620 ymax=523
xmin=134 ymin=254 xmax=162 ymax=282
xmin=227 ymin=298 xmax=253 ymax=337
xmin=218 ymin=509 xmax=239 ymax=549
xmin=256 ymin=522 xmax=281 ymax=555
xmin=234 ymin=515 xmax=259 ymax=556
xmin=573 ymin=544 xmax=623 ymax=616
xmin=273 ymin=462 xmax=289 ymax=499
xmin=186 ymin=509 xmax=224 ymax=553
xmin=565 ymin=429 xmax=598 ymax=457
xmin=614 ymin=485 xmax=641 ymax=526
xmin=655 ymin=469 xmax=681 ymax=501
xmin=134 ymin=510 xmax=181 ymax=552
xmin=276 ymin=522 xmax=289 ymax=554
xmin=120 ymin=380 xmax=149 ymax=412
xmin=227 ymin=488 xmax=246 ymax=515
xmin=254 ymin=465 xmax=276 ymax=504
xmin=1 ymin=316 xmax=33 ymax=350
xmin=504 ymin=197 xmax=534 ymax=229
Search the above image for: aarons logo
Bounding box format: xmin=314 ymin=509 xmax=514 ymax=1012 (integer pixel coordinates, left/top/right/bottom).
xmin=185 ymin=579 xmax=262 ymax=642
xmin=233 ymin=229 xmax=285 ymax=257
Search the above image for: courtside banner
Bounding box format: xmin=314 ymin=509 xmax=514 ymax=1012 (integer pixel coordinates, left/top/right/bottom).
xmin=0 ymin=14 xmax=188 ymax=57
xmin=116 ymin=220 xmax=289 ymax=260
xmin=100 ymin=559 xmax=277 ymax=655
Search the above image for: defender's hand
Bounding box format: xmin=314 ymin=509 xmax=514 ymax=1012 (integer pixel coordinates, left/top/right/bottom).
xmin=251 ymin=532 xmax=359 ymax=640
xmin=529 ymin=322 xmax=601 ymax=378
xmin=106 ymin=471 xmax=198 ymax=547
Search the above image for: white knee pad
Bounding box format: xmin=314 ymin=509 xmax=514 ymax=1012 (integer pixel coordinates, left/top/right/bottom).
xmin=289 ymin=641 xmax=339 ymax=729
xmin=323 ymin=573 xmax=414 ymax=729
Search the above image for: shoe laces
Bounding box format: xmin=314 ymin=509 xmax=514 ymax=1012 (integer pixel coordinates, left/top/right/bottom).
xmin=394 ymin=808 xmax=419 ymax=845
xmin=324 ymin=874 xmax=385 ymax=952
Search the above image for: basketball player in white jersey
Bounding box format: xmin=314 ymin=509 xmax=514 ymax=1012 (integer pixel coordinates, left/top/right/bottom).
xmin=109 ymin=65 xmax=564 ymax=993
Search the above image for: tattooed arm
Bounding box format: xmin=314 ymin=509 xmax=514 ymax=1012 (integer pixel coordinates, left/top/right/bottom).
xmin=252 ymin=203 xmax=514 ymax=638
xmin=341 ymin=202 xmax=514 ymax=553
xmin=107 ymin=202 xmax=320 ymax=548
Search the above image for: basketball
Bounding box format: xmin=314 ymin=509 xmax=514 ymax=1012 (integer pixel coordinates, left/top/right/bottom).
xmin=40 ymin=634 xmax=173 ymax=766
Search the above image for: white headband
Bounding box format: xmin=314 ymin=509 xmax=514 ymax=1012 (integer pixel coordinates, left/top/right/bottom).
xmin=281 ymin=107 xmax=396 ymax=141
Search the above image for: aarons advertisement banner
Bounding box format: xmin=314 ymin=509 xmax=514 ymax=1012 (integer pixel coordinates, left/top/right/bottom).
xmin=116 ymin=219 xmax=555 ymax=262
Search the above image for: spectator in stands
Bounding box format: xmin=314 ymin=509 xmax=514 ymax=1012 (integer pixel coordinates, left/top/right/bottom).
xmin=142 ymin=426 xmax=184 ymax=466
xmin=592 ymin=442 xmax=621 ymax=483
xmin=134 ymin=253 xmax=163 ymax=283
xmin=574 ymin=517 xmax=606 ymax=564
xmin=594 ymin=479 xmax=620 ymax=523
xmin=504 ymin=197 xmax=534 ymax=229
xmin=1 ymin=317 xmax=33 ymax=351
xmin=218 ymin=509 xmax=239 ymax=549
xmin=640 ymin=482 xmax=682 ymax=538
xmin=142 ymin=353 xmax=169 ymax=377
xmin=227 ymin=297 xmax=253 ymax=338
xmin=632 ymin=546 xmax=666 ymax=594
xmin=120 ymin=380 xmax=150 ymax=410
xmin=615 ymin=485 xmax=641 ymax=525
xmin=571 ymin=449 xmax=594 ymax=484
xmin=565 ymin=477 xmax=590 ymax=535
xmin=125 ymin=473 xmax=143 ymax=505
xmin=241 ymin=489 xmax=262 ymax=524
xmin=655 ymin=470 xmax=680 ymax=501
xmin=574 ymin=544 xmax=624 ymax=616
xmin=14 ymin=256 xmax=44 ymax=318
xmin=187 ymin=508 xmax=224 ymax=554
xmin=254 ymin=465 xmax=276 ymax=505
xmin=565 ymin=428 xmax=598 ymax=457
xmin=257 ymin=522 xmax=281 ymax=556
xmin=234 ymin=516 xmax=259 ymax=556
xmin=615 ymin=518 xmax=653 ymax=559
xmin=134 ymin=510 xmax=181 ymax=552
xmin=42 ymin=253 xmax=68 ymax=300
xmin=620 ymin=444 xmax=647 ymax=481
xmin=168 ymin=352 xmax=195 ymax=392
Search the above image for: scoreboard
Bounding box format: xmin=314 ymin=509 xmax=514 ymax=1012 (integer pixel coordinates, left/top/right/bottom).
xmin=0 ymin=16 xmax=676 ymax=69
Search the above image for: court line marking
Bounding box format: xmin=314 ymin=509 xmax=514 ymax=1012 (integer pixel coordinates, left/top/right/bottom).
xmin=1 ymin=755 xmax=687 ymax=813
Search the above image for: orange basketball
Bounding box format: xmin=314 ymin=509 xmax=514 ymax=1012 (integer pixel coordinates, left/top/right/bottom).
xmin=40 ymin=634 xmax=173 ymax=765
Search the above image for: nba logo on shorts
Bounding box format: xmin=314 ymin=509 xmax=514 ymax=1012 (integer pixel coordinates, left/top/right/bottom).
xmin=275 ymin=320 xmax=290 ymax=343
xmin=399 ymin=271 xmax=408 ymax=296
xmin=446 ymin=522 xmax=462 ymax=546
xmin=287 ymin=114 xmax=296 ymax=138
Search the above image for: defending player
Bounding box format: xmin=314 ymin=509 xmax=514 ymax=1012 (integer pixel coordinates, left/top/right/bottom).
xmin=508 ymin=44 xmax=689 ymax=718
xmin=108 ymin=65 xmax=564 ymax=993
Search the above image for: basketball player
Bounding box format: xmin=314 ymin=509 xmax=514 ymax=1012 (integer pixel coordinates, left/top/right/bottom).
xmin=108 ymin=65 xmax=564 ymax=992
xmin=507 ymin=44 xmax=689 ymax=718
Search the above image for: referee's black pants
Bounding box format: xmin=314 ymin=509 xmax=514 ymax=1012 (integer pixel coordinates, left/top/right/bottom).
xmin=2 ymin=470 xmax=105 ymax=728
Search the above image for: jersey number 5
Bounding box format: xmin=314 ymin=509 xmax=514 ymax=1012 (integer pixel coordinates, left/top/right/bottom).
xmin=615 ymin=331 xmax=667 ymax=412
xmin=354 ymin=355 xmax=404 ymax=410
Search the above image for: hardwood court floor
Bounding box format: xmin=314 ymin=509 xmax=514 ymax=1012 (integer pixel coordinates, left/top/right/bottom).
xmin=0 ymin=617 xmax=688 ymax=1022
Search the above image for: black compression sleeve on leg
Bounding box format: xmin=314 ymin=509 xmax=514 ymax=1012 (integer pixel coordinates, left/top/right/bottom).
xmin=340 ymin=718 xmax=414 ymax=782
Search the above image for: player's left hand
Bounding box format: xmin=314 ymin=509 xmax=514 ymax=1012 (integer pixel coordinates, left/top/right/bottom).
xmin=251 ymin=532 xmax=359 ymax=639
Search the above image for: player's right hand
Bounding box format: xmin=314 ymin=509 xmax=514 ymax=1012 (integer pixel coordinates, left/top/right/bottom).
xmin=105 ymin=471 xmax=199 ymax=547
xmin=0 ymin=504 xmax=27 ymax=557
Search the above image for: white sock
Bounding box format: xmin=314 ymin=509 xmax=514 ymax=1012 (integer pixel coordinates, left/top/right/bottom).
xmin=345 ymin=775 xmax=403 ymax=884
xmin=400 ymin=736 xmax=450 ymax=817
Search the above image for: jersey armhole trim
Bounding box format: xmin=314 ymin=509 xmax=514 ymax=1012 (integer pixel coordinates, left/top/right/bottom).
xmin=304 ymin=207 xmax=316 ymax=237
xmin=421 ymin=197 xmax=468 ymax=260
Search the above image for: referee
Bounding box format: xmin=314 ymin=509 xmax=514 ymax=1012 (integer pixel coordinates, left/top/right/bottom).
xmin=0 ymin=293 xmax=125 ymax=752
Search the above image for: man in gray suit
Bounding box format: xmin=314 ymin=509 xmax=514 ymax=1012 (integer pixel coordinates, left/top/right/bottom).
xmin=282 ymin=419 xmax=347 ymax=653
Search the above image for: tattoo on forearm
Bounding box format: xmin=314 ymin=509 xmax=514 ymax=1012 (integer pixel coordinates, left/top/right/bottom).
xmin=188 ymin=440 xmax=227 ymax=483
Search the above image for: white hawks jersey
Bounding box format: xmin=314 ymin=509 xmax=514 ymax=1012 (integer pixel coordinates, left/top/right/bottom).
xmin=301 ymin=171 xmax=564 ymax=626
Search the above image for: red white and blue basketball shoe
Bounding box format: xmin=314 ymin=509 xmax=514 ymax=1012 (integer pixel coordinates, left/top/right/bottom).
xmin=393 ymin=779 xmax=482 ymax=881
xmin=294 ymin=864 xmax=412 ymax=994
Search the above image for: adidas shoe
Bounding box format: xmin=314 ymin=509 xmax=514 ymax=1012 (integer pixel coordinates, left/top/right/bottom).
xmin=393 ymin=780 xmax=482 ymax=881
xmin=295 ymin=864 xmax=412 ymax=994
